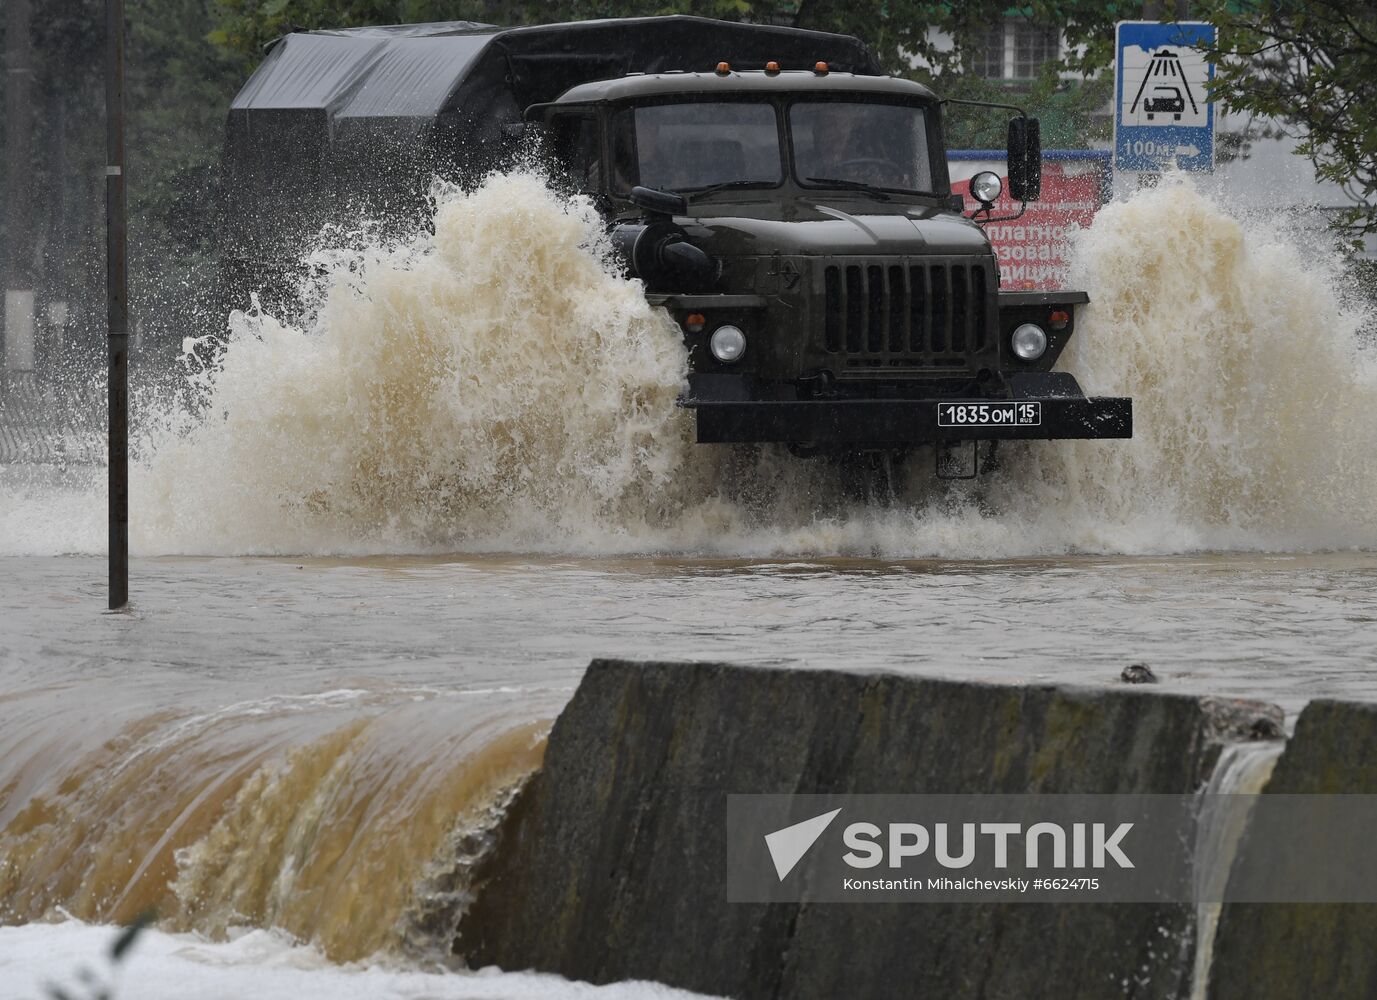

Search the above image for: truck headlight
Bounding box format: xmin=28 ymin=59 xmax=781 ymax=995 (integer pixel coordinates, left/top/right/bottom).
xmin=1011 ymin=323 xmax=1047 ymax=361
xmin=970 ymin=171 xmax=1003 ymax=205
xmin=710 ymin=325 xmax=747 ymax=363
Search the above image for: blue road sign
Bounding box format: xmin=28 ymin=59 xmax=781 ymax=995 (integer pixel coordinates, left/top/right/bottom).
xmin=1114 ymin=21 xmax=1216 ymax=173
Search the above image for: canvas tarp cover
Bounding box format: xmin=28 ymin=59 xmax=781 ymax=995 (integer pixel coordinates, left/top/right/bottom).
xmin=222 ymin=16 xmax=881 ymax=276
xmin=229 ymin=16 xmax=880 ymax=119
xmin=229 ymin=26 xmax=495 ymax=118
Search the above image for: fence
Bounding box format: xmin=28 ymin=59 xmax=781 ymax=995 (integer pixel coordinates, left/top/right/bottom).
xmin=0 ymin=373 xmax=106 ymax=465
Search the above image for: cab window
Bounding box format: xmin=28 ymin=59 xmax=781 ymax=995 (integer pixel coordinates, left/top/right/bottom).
xmin=611 ymin=102 xmax=782 ymax=193
xmin=549 ymin=113 xmax=602 ymax=193
xmin=791 ymin=102 xmax=934 ymax=194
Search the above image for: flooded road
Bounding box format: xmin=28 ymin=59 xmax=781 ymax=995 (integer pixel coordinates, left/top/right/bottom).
xmin=7 ymin=551 xmax=1377 ymax=713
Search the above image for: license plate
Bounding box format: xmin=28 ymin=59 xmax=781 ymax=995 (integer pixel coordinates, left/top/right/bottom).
xmin=937 ymin=401 xmax=1041 ymax=427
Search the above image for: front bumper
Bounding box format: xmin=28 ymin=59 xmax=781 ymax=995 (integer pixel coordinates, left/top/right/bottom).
xmin=681 ymin=373 xmax=1132 ymax=446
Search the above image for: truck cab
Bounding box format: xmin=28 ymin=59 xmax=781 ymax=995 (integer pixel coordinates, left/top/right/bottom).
xmin=221 ymin=16 xmax=1130 ymax=468
xmin=535 ymin=67 xmax=1130 ymax=458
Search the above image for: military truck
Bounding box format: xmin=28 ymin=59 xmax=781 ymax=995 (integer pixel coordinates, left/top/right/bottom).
xmin=223 ymin=15 xmax=1131 ymax=473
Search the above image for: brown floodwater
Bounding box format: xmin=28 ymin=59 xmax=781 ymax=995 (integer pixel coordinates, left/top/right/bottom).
xmin=3 ymin=550 xmax=1376 ymax=962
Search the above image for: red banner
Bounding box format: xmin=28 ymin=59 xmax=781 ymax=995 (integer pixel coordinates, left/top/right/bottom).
xmin=950 ymin=158 xmax=1108 ymax=290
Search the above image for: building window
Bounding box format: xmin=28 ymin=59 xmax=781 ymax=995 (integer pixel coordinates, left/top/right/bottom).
xmin=971 ymin=25 xmax=1006 ymax=79
xmin=1012 ymin=23 xmax=1060 ymax=79
xmin=968 ymin=21 xmax=1062 ymax=81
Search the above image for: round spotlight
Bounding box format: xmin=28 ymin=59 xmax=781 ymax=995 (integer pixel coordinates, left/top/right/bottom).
xmin=970 ymin=171 xmax=1003 ymax=205
xmin=710 ymin=325 xmax=747 ymax=363
xmin=1011 ymin=323 xmax=1048 ymax=361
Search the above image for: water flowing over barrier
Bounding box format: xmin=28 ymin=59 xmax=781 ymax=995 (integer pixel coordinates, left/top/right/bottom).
xmin=1188 ymin=741 xmax=1284 ymax=999
xmin=3 ymin=658 xmax=1376 ymax=994
xmin=2 ymin=174 xmax=1374 ymax=558
xmin=0 ymin=683 xmax=556 ymax=962
xmin=456 ymin=660 xmax=1288 ymax=999
xmin=1205 ymin=699 xmax=1377 ymax=999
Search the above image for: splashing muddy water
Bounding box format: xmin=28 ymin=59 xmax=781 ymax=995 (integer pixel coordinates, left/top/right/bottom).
xmin=5 ymin=173 xmax=1374 ymax=558
xmin=997 ymin=181 xmax=1377 ymax=554
xmin=136 ymin=173 xmax=699 ymax=555
xmin=139 ymin=174 xmax=1377 ymax=556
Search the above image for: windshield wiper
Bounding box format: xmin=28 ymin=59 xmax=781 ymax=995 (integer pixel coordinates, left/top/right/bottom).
xmin=803 ymin=177 xmax=893 ymax=201
xmin=677 ymin=179 xmax=772 ymax=200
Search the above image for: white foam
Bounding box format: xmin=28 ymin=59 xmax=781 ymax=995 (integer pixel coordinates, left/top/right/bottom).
xmin=0 ymin=920 xmax=719 ymax=999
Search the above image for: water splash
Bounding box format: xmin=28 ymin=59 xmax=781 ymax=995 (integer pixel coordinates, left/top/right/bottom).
xmin=133 ymin=173 xmax=704 ymax=555
xmin=3 ymin=173 xmax=1374 ymax=557
xmin=998 ymin=178 xmax=1377 ymax=553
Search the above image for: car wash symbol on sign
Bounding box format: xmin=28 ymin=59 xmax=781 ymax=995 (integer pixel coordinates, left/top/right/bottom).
xmin=1131 ymin=51 xmax=1198 ymax=122
xmin=1114 ymin=21 xmax=1216 ymax=173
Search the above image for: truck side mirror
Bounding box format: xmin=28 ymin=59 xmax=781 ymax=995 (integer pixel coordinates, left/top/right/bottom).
xmin=1007 ymin=117 xmax=1042 ymax=202
xmin=630 ymin=185 xmax=688 ymax=218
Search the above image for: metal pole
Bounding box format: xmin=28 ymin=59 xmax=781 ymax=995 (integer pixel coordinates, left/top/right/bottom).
xmin=5 ymin=0 xmax=35 ymax=374
xmin=106 ymin=0 xmax=129 ymax=609
xmin=1138 ymin=0 xmax=1163 ymax=190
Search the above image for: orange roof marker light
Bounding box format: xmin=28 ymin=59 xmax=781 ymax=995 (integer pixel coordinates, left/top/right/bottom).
xmin=813 ymin=61 xmax=829 ymax=75
xmin=765 ymin=61 xmax=781 ymax=75
xmin=715 ymin=61 xmax=731 ymax=76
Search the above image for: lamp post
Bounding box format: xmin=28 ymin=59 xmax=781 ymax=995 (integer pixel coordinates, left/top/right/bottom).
xmin=106 ymin=0 xmax=129 ymax=609
xmin=5 ymin=0 xmax=36 ymax=375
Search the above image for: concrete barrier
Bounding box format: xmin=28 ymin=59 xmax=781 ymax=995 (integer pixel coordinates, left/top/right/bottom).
xmin=1207 ymin=699 xmax=1377 ymax=999
xmin=456 ymin=659 xmax=1283 ymax=999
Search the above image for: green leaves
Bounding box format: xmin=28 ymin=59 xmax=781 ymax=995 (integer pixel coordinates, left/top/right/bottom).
xmin=1200 ymin=0 xmax=1377 ymax=235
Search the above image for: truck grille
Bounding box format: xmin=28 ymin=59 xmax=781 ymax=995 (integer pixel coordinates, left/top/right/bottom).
xmin=818 ymin=257 xmax=993 ymax=371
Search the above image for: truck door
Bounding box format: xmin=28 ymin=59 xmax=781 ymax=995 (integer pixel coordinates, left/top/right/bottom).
xmin=548 ymin=112 xmax=603 ymax=194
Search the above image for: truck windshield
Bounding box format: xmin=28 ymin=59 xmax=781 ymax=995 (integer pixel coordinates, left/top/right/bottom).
xmin=791 ymin=102 xmax=933 ymax=194
xmin=612 ymin=103 xmax=782 ymax=193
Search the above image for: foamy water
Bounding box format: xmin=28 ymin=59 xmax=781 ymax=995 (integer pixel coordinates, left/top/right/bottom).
xmin=999 ymin=181 xmax=1377 ymax=553
xmin=0 ymin=920 xmax=717 ymax=999
xmin=2 ymin=173 xmax=1373 ymax=559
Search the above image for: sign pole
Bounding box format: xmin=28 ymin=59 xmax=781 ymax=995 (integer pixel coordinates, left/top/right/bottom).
xmin=106 ymin=0 xmax=129 ymax=610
